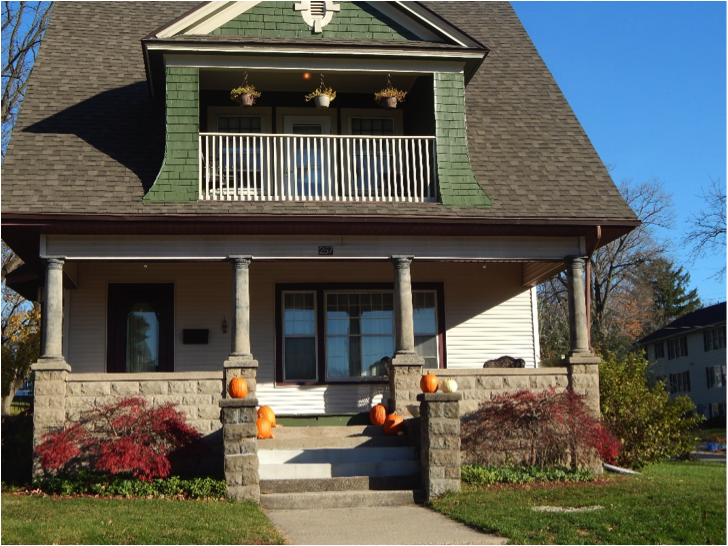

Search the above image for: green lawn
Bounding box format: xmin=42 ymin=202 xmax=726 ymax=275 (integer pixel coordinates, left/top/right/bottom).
xmin=0 ymin=495 xmax=285 ymax=545
xmin=430 ymin=461 xmax=726 ymax=545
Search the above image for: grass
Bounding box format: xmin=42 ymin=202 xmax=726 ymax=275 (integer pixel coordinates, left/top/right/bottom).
xmin=430 ymin=461 xmax=726 ymax=545
xmin=0 ymin=494 xmax=286 ymax=545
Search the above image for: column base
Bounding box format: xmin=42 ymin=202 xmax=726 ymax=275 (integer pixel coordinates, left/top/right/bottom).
xmin=224 ymin=355 xmax=258 ymax=398
xmin=386 ymin=353 xmax=424 ymax=417
xmin=31 ymin=357 xmax=71 ymax=373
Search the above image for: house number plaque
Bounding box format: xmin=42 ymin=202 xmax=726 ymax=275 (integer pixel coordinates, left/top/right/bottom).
xmin=318 ymin=246 xmax=334 ymax=256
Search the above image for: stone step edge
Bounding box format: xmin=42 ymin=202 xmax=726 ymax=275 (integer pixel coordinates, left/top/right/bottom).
xmin=260 ymin=475 xmax=420 ymax=494
xmin=260 ymin=489 xmax=426 ymax=510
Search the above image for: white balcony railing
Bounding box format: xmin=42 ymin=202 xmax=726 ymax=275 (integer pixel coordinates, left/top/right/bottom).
xmin=199 ymin=133 xmax=437 ymax=202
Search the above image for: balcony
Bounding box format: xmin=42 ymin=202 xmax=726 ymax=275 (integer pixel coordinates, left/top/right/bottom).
xmin=199 ymin=133 xmax=437 ymax=203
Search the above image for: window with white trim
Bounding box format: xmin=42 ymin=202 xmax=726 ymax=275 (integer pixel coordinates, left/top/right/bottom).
xmin=277 ymin=283 xmax=444 ymax=384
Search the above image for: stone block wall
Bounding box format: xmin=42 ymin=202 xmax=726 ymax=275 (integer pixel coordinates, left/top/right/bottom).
xmin=33 ymin=370 xmax=225 ymax=478
xmin=432 ymin=368 xmax=571 ymax=416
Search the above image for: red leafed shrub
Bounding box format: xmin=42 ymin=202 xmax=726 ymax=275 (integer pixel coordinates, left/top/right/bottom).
xmin=461 ymin=388 xmax=621 ymax=468
xmin=594 ymin=423 xmax=622 ymax=465
xmin=35 ymin=397 xmax=201 ymax=481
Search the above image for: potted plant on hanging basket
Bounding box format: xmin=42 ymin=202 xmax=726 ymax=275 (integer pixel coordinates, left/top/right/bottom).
xmin=230 ymin=73 xmax=261 ymax=107
xmin=305 ymin=75 xmax=336 ymax=108
xmin=374 ymin=86 xmax=407 ymax=109
xmin=230 ymin=84 xmax=261 ymax=107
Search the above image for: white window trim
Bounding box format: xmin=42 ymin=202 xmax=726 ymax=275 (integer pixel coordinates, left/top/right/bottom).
xmin=277 ymin=107 xmax=338 ymax=135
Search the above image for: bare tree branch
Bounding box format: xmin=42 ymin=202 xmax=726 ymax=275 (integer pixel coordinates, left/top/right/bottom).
xmin=1 ymin=1 xmax=53 ymax=160
xmin=683 ymin=176 xmax=727 ymax=279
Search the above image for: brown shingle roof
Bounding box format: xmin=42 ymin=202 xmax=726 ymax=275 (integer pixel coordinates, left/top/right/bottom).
xmin=1 ymin=1 xmax=637 ymax=223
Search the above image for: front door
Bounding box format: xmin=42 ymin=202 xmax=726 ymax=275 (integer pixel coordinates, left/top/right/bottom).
xmin=107 ymin=283 xmax=174 ymax=373
xmin=284 ymin=115 xmax=332 ymax=198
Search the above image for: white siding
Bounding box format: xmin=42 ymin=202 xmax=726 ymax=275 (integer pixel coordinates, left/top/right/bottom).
xmin=66 ymin=260 xmax=537 ymax=414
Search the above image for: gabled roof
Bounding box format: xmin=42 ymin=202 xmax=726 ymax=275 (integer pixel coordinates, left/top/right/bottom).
xmin=2 ymin=2 xmax=639 ymax=235
xmin=638 ymin=302 xmax=727 ymax=346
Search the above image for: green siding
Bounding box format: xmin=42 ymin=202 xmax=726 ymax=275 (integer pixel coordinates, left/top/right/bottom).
xmin=434 ymin=73 xmax=491 ymax=207
xmin=145 ymin=67 xmax=199 ymax=203
xmin=212 ymin=1 xmax=418 ymax=40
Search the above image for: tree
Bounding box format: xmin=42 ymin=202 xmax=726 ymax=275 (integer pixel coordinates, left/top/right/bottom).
xmin=649 ymin=257 xmax=702 ymax=328
xmin=538 ymin=178 xmax=676 ymax=360
xmin=2 ymin=1 xmax=53 ymax=159
xmin=600 ymin=352 xmax=703 ymax=468
xmin=1 ymin=241 xmax=40 ymax=415
xmin=683 ymin=177 xmax=727 ymax=279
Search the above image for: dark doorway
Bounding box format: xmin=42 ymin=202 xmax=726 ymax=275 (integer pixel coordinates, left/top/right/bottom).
xmin=107 ymin=283 xmax=174 ymax=373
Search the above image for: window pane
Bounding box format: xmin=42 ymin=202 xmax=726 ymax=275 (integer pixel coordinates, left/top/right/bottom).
xmin=284 ymin=337 xmax=317 ymax=380
xmin=284 ymin=293 xmax=315 ymax=335
xmin=126 ymin=302 xmax=159 ymax=373
xmin=413 ymin=292 xmax=436 ymax=334
xmin=362 ymin=336 xmax=394 ymax=374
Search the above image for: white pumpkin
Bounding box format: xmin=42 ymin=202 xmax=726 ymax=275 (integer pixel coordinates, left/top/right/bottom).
xmin=441 ymin=378 xmax=458 ymax=393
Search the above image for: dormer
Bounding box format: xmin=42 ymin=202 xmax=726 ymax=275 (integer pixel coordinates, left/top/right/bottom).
xmin=141 ymin=1 xmax=491 ymax=207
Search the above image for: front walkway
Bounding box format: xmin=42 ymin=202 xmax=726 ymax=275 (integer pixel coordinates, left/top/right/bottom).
xmin=265 ymin=505 xmax=507 ymax=545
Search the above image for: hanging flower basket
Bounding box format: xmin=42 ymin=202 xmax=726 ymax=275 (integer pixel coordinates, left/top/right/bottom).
xmin=374 ymin=87 xmax=407 ymax=109
xmin=305 ymin=74 xmax=336 ymax=108
xmin=230 ymin=73 xmax=261 ymax=107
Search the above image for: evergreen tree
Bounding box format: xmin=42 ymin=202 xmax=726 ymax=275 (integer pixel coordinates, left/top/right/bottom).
xmin=649 ymin=257 xmax=702 ymax=328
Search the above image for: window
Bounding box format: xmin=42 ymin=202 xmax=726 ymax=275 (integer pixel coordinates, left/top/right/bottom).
xmin=704 ymin=327 xmax=726 ymax=352
xmin=217 ymin=115 xmax=262 ymax=133
xmin=668 ymin=371 xmax=691 ymax=393
xmin=351 ymin=118 xmax=395 ymax=136
xmin=276 ymin=283 xmax=444 ymax=384
xmin=654 ymin=342 xmax=665 ymax=359
xmin=706 ymin=365 xmax=726 ymax=389
xmin=667 ymin=336 xmax=688 ymax=360
xmin=709 ymin=403 xmax=726 ymax=418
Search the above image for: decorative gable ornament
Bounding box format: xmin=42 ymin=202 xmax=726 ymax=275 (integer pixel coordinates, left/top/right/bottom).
xmin=294 ymin=1 xmax=340 ymax=33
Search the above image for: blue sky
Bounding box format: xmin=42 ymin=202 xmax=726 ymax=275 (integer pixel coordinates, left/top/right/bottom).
xmin=511 ymin=1 xmax=727 ymax=304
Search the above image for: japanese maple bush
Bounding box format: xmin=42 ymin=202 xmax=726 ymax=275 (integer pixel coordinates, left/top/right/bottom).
xmin=461 ymin=387 xmax=621 ymax=468
xmin=36 ymin=397 xmax=201 ymax=481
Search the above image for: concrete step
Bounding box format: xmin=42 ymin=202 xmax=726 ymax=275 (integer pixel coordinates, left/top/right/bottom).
xmin=260 ymin=460 xmax=421 ymax=480
xmin=259 ymin=434 xmax=412 ymax=450
xmin=261 ymin=489 xmax=424 ymax=510
xmin=271 ymin=425 xmax=389 ymax=439
xmin=259 ymin=446 xmax=417 ymax=465
xmin=260 ymin=475 xmax=420 ymax=494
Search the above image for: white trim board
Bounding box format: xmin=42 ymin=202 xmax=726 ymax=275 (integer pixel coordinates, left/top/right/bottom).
xmin=45 ymin=235 xmax=581 ymax=261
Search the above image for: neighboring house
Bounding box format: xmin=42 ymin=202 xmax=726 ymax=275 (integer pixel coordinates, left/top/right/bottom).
xmin=2 ymin=2 xmax=637 ymax=491
xmin=639 ymin=302 xmax=727 ymax=420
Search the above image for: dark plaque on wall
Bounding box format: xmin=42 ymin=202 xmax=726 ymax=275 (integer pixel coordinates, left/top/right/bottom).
xmin=318 ymin=246 xmax=334 ymax=256
xmin=183 ymin=329 xmax=209 ymax=344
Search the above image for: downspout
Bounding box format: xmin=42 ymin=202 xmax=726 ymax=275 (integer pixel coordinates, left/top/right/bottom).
xmin=585 ymin=226 xmax=602 ymax=352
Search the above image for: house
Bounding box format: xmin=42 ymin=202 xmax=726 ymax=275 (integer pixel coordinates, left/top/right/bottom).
xmin=2 ymin=1 xmax=638 ymax=501
xmin=639 ymin=302 xmax=726 ymax=421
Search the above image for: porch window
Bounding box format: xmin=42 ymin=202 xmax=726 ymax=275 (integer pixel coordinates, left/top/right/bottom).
xmin=276 ymin=283 xmax=444 ymax=384
xmin=282 ymin=292 xmax=317 ymax=381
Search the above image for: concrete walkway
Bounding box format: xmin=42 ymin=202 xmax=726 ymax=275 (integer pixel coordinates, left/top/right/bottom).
xmin=265 ymin=505 xmax=508 ymax=545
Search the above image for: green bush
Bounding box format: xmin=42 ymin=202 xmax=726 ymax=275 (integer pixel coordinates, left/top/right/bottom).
xmin=600 ymin=352 xmax=703 ymax=468
xmin=461 ymin=464 xmax=593 ymax=487
xmin=33 ymin=471 xmax=226 ymax=499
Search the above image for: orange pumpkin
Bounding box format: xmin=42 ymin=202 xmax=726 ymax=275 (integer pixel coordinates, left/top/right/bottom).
xmin=369 ymin=404 xmax=387 ymax=426
xmin=383 ymin=413 xmax=404 ymax=436
xmin=258 ymin=405 xmax=276 ymax=426
xmin=228 ymin=377 xmax=248 ymax=399
xmin=256 ymin=417 xmax=272 ymax=439
xmin=420 ymin=373 xmax=439 ymax=393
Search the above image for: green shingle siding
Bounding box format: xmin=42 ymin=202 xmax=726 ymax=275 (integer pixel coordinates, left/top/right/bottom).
xmin=211 ymin=1 xmax=418 ymax=40
xmin=434 ymin=72 xmax=491 ymax=207
xmin=144 ymin=67 xmax=199 ymax=203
